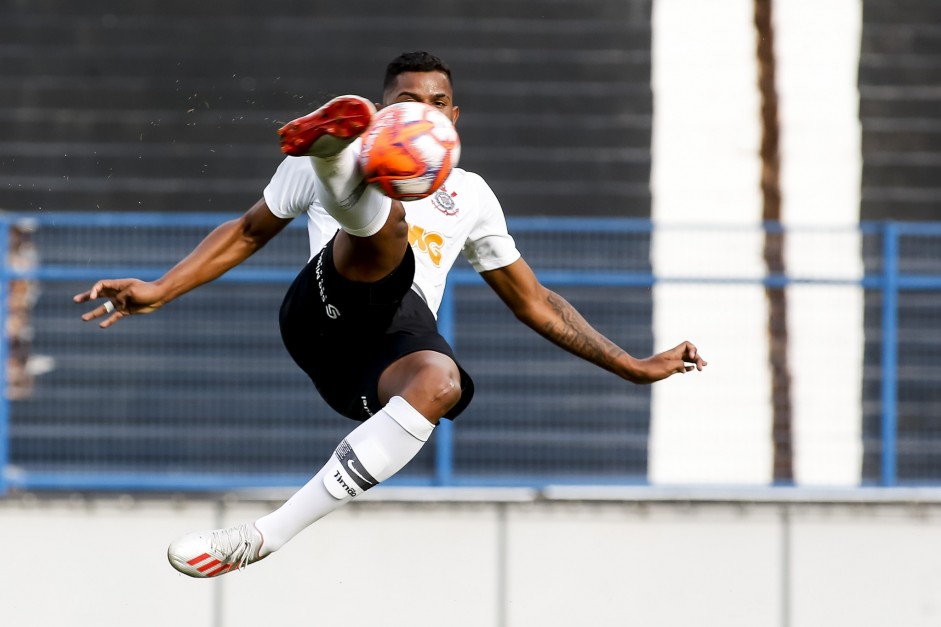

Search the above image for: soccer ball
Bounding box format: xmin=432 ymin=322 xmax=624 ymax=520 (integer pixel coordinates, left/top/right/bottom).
xmin=358 ymin=102 xmax=461 ymax=201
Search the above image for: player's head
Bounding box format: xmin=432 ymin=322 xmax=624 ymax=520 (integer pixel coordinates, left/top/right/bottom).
xmin=381 ymin=51 xmax=459 ymax=125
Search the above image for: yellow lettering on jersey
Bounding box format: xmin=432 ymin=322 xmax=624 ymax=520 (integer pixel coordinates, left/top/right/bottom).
xmin=407 ymin=224 xmax=444 ymax=267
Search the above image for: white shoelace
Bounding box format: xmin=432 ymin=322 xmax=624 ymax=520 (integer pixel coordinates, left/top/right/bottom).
xmin=209 ymin=524 xmax=259 ymax=571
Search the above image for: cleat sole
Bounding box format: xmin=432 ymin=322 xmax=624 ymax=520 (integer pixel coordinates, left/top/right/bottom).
xmin=278 ymin=96 xmax=375 ymax=157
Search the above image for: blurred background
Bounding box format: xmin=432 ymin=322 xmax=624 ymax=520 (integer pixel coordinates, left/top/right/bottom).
xmin=2 ymin=0 xmax=941 ymax=626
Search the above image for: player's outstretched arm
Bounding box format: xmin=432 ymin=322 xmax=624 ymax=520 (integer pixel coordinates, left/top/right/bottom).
xmin=73 ymin=198 xmax=292 ymax=328
xmin=480 ymin=258 xmax=706 ymax=384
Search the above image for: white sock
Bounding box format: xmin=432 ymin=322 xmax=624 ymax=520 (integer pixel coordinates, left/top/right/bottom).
xmin=253 ymin=396 xmax=434 ymax=555
xmin=311 ymin=145 xmax=391 ymax=237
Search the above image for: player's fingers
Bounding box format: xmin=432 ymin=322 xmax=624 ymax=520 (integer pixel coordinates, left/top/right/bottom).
xmin=72 ymin=283 xmax=104 ymax=303
xmin=87 ymin=281 xmax=106 ymax=301
xmin=682 ymin=341 xmax=707 ymax=370
xmin=80 ymin=300 xmax=113 ymax=322
xmin=74 ymin=282 xmax=104 ymax=303
xmin=98 ymin=310 xmax=126 ymax=329
xmin=86 ymin=279 xmax=127 ymax=301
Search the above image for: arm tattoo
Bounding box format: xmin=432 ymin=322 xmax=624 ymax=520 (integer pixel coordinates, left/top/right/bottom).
xmin=540 ymin=292 xmax=627 ymax=372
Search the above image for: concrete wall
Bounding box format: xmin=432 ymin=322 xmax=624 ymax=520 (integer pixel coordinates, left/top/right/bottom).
xmin=4 ymin=488 xmax=941 ymax=627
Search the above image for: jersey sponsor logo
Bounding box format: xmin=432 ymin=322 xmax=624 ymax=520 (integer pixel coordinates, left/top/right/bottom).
xmin=408 ymin=224 xmax=444 ymax=267
xmin=430 ymin=185 xmax=459 ymax=216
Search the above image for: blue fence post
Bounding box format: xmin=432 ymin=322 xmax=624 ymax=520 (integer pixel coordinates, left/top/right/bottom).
xmin=434 ymin=285 xmax=455 ymax=486
xmin=0 ymin=217 xmax=10 ymax=496
xmin=880 ymin=222 xmax=899 ymax=487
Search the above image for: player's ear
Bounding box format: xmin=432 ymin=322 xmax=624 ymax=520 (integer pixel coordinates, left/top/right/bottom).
xmin=451 ymin=105 xmax=460 ymax=126
xmin=374 ymin=101 xmax=383 ymax=111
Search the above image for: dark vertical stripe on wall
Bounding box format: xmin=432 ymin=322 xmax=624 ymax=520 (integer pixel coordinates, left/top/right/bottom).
xmin=859 ymin=0 xmax=941 ymax=482
xmin=754 ymin=0 xmax=794 ymax=483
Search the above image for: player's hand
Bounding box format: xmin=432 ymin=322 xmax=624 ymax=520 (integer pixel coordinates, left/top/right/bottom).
xmin=631 ymin=341 xmax=707 ymax=384
xmin=73 ymin=278 xmax=166 ymax=328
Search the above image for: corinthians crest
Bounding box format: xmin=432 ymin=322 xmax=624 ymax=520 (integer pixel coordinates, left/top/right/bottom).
xmin=430 ymin=186 xmax=459 ymax=216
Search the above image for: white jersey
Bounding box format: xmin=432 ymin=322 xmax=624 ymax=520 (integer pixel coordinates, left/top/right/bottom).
xmin=263 ymin=154 xmax=521 ymax=316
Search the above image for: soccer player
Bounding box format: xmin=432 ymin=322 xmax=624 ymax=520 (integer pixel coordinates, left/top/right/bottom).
xmin=74 ymin=51 xmax=707 ymax=578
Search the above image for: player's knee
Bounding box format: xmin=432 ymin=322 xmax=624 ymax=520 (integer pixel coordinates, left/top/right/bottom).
xmin=390 ymin=199 xmax=406 ymax=224
xmin=380 ymin=351 xmax=462 ymax=419
xmin=377 ymin=199 xmax=408 ymax=240
xmin=406 ymin=365 xmax=460 ymax=420
xmin=430 ymin=370 xmax=462 ymax=413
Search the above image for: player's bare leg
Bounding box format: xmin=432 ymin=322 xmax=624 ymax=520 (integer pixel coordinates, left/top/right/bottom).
xmin=331 ymin=199 xmax=409 ymax=282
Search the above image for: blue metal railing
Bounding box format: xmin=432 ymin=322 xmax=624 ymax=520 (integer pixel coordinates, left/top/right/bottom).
xmin=0 ymin=222 xmax=8 ymax=496
xmin=0 ymin=213 xmax=938 ymax=492
xmin=881 ymin=222 xmax=899 ymax=488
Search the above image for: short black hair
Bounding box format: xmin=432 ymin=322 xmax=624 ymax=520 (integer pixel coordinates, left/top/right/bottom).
xmin=383 ymin=51 xmax=452 ymax=93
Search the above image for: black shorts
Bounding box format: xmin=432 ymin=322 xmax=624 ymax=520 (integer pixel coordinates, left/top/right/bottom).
xmin=279 ymin=237 xmax=474 ymax=422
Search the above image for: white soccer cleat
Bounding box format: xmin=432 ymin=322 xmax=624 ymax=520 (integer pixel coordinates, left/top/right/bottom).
xmin=167 ymin=522 xmax=266 ymax=578
xmin=278 ymin=95 xmax=376 ymax=158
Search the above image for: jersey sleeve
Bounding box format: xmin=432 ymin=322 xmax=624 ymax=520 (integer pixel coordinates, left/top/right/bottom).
xmin=263 ymin=156 xmax=319 ymax=219
xmin=462 ymin=173 xmax=522 ymax=272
